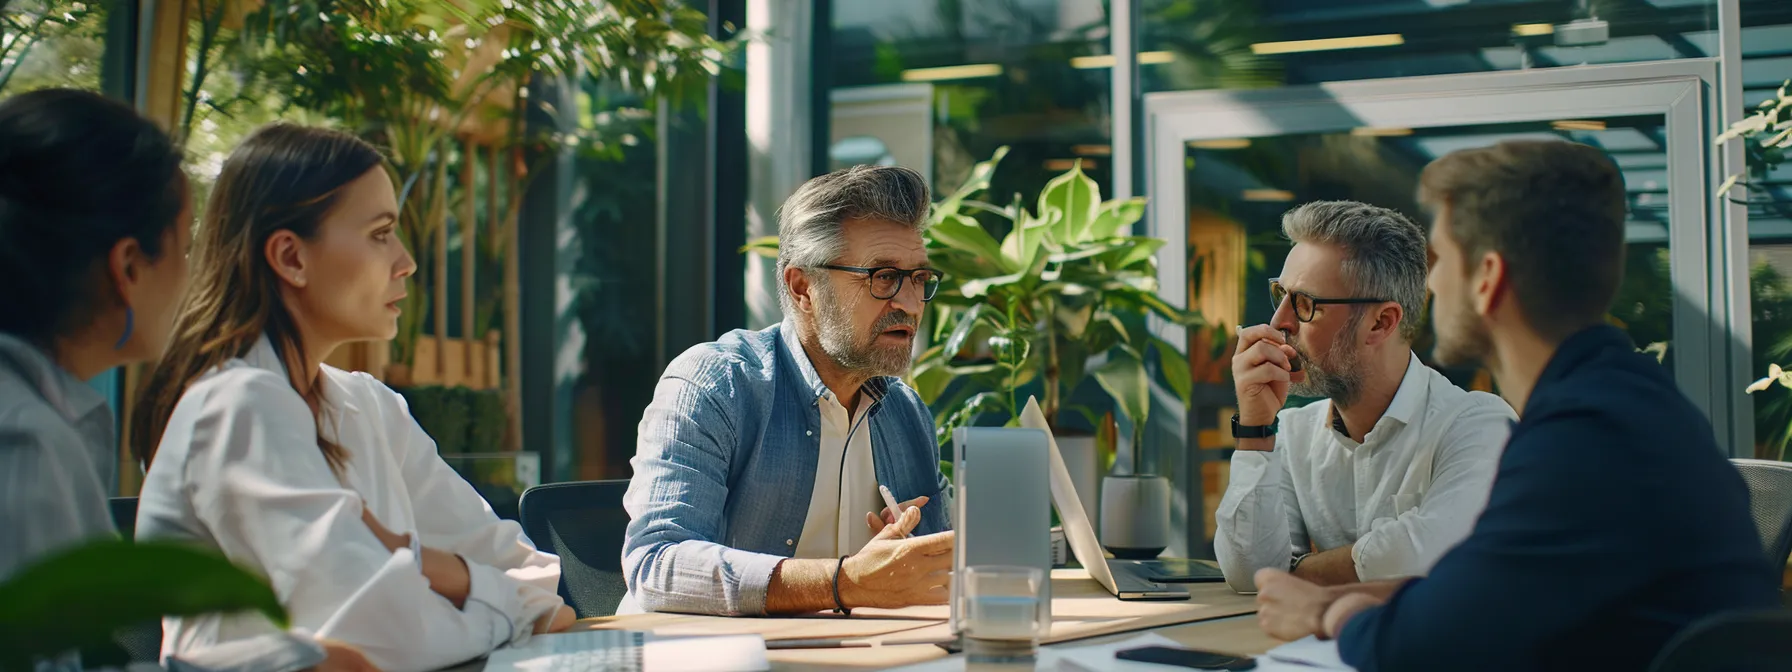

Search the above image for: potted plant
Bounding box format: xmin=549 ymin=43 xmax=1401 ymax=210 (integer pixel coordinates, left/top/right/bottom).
xmin=744 ymin=148 xmax=1203 ymax=546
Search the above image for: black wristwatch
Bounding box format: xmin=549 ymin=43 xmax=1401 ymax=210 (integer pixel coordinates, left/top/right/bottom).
xmin=1231 ymin=413 xmax=1278 ymax=439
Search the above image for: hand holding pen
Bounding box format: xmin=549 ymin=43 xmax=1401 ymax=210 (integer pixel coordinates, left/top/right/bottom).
xmin=867 ymin=484 xmax=929 ymax=538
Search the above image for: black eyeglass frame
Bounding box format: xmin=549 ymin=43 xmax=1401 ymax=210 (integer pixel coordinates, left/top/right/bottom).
xmin=819 ymin=264 xmax=947 ymax=301
xmin=1269 ymin=278 xmax=1391 ymax=323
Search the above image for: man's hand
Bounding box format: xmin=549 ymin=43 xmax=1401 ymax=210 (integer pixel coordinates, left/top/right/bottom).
xmin=841 ymin=505 xmax=954 ymax=609
xmin=865 ymin=495 xmax=930 ymax=535
xmin=1232 ymin=325 xmax=1302 ymax=445
xmin=360 ymin=504 xmax=411 ymax=554
xmin=534 ymin=605 xmax=577 ymax=634
xmin=313 ymin=640 xmax=379 ymax=672
xmin=1253 ymin=568 xmax=1333 ymax=641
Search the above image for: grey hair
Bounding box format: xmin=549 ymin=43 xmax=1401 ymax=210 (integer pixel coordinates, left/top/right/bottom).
xmin=776 ymin=164 xmax=932 ymax=313
xmin=1281 ymin=200 xmax=1428 ymax=341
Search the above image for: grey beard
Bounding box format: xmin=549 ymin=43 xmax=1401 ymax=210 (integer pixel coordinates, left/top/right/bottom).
xmin=815 ymin=286 xmax=914 ymax=377
xmin=1289 ymin=336 xmax=1365 ymax=406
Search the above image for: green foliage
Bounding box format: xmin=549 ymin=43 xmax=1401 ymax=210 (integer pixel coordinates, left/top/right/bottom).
xmin=0 ymin=540 xmax=285 ymax=671
xmin=744 ymin=148 xmax=1204 ymax=467
xmin=1716 ymin=79 xmax=1792 ymax=199
xmin=0 ymin=0 xmax=102 ymax=95
xmin=399 ymin=385 xmax=507 ymax=454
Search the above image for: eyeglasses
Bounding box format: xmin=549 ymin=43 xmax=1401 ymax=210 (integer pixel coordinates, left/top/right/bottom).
xmin=820 ymin=265 xmax=946 ymax=301
xmin=1269 ymin=278 xmax=1390 ymax=323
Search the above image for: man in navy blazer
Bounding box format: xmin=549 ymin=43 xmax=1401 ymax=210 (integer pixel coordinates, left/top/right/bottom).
xmin=622 ymin=165 xmax=955 ymax=616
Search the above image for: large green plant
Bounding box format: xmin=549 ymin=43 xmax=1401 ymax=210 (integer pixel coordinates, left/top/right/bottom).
xmin=745 ymin=149 xmax=1203 ymax=465
xmin=0 ymin=540 xmax=286 ymax=671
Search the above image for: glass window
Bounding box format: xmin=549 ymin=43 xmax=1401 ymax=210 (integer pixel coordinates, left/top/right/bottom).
xmin=1183 ymin=118 xmax=1673 ymax=539
xmin=1742 ymin=1 xmax=1792 ymax=462
xmin=0 ymin=0 xmax=106 ymax=98
xmin=1139 ymin=0 xmax=1719 ymax=94
xmin=829 ymin=0 xmax=1113 ymax=196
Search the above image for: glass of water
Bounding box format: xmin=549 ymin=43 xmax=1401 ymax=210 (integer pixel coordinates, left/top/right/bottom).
xmin=962 ymin=565 xmax=1048 ymax=662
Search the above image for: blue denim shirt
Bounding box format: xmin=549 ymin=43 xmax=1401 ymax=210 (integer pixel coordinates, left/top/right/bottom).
xmin=622 ymin=321 xmax=951 ymax=616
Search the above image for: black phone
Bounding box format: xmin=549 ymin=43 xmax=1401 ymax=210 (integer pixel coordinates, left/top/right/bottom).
xmin=1115 ymin=645 xmax=1256 ymax=670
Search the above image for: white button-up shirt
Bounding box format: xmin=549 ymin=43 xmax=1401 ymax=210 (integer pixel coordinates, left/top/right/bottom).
xmin=793 ymin=391 xmax=880 ymax=559
xmin=137 ymin=337 xmax=566 ymax=672
xmin=1214 ymin=353 xmax=1516 ymax=592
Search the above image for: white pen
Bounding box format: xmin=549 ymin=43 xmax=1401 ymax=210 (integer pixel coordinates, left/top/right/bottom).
xmin=878 ymin=484 xmax=909 ymax=538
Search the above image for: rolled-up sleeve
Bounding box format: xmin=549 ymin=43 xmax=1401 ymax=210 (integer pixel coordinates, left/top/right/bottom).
xmin=1213 ymin=439 xmax=1307 ymax=593
xmin=623 ymin=351 xmax=785 ymax=616
xmin=1352 ymin=399 xmax=1512 ymax=581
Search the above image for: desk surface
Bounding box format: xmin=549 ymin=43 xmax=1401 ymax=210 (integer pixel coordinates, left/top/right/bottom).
xmin=581 ymin=569 xmax=1265 ymax=671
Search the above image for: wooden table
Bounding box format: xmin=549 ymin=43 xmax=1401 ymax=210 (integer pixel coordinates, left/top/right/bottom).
xmin=578 ymin=569 xmax=1266 ymax=671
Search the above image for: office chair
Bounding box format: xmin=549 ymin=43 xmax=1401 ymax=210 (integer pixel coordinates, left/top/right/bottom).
xmin=1730 ymin=459 xmax=1792 ymax=573
xmin=517 ymin=480 xmax=633 ymax=618
xmin=107 ymin=497 xmax=162 ymax=664
xmin=1650 ymin=609 xmax=1792 ymax=672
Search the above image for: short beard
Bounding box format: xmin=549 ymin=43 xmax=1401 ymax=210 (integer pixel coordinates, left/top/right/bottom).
xmin=814 ymin=281 xmax=914 ymax=378
xmin=1289 ymin=310 xmax=1367 ymax=406
xmin=1432 ymin=290 xmax=1492 ymax=369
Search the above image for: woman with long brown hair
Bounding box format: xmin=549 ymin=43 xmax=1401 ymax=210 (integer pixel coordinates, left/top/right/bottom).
xmin=132 ymin=123 xmax=573 ymax=671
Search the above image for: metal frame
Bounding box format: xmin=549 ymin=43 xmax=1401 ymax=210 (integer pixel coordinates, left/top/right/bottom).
xmin=1142 ymin=59 xmax=1729 ymax=551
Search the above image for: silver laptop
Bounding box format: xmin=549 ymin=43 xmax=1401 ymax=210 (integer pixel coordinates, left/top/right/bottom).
xmin=1018 ymin=397 xmax=1190 ymax=601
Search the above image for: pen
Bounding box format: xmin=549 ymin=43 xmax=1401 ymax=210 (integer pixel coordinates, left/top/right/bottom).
xmin=878 ymin=484 xmax=908 ymax=538
xmin=765 ymin=639 xmax=872 ymax=650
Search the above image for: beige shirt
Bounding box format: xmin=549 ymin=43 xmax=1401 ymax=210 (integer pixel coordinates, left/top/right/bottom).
xmin=793 ymin=390 xmax=882 ymax=559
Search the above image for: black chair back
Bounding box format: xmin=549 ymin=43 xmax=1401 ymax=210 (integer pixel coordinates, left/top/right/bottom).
xmin=517 ymin=480 xmax=632 ymax=618
xmin=1651 ymin=609 xmax=1792 ymax=671
xmin=1731 ymin=459 xmax=1792 ymax=572
xmin=107 ymin=497 xmax=161 ymax=664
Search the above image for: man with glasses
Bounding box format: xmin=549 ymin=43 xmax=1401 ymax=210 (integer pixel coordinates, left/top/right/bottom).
xmin=621 ymin=165 xmax=954 ymax=617
xmin=1216 ymin=200 xmax=1516 ymax=593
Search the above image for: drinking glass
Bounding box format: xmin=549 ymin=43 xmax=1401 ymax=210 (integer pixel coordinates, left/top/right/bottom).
xmin=961 ymin=565 xmax=1048 ymax=663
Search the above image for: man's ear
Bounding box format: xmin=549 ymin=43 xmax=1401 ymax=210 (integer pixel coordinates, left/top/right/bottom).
xmin=107 ymin=237 xmax=145 ymax=308
xmin=266 ymin=230 xmax=308 ymax=288
xmin=1473 ymin=251 xmax=1506 ymax=318
xmin=1364 ymin=302 xmax=1403 ymax=346
xmin=784 ymin=265 xmax=815 ymax=314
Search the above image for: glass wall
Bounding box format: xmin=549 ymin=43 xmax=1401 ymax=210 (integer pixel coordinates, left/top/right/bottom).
xmin=1742 ymin=1 xmax=1792 ymax=461
xmin=829 ymin=0 xmax=1114 ymax=197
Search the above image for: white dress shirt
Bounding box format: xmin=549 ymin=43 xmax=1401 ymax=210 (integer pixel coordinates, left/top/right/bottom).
xmin=136 ymin=336 xmax=566 ymax=672
xmin=793 ymin=389 xmax=881 ymax=559
xmin=1214 ymin=353 xmax=1516 ymax=592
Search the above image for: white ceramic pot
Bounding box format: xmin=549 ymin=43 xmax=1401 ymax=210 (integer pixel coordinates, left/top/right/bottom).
xmin=1099 ymin=474 xmax=1171 ymax=559
xmin=1054 ymin=434 xmax=1103 ymax=534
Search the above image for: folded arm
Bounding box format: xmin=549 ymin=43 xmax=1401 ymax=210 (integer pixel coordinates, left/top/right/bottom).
xmin=1351 ymin=402 xmax=1511 ymax=581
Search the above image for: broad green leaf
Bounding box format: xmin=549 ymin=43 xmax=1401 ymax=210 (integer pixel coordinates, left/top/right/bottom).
xmin=943 ymin=304 xmax=989 ymax=357
xmin=929 ymin=214 xmax=1013 ymax=273
xmin=961 ymin=271 xmax=1028 ymax=298
xmin=1039 ymin=163 xmax=1101 ymax=243
xmin=1057 ymin=339 xmax=1090 ymax=404
xmin=1152 ymin=337 xmax=1194 ymax=405
xmin=0 ymin=540 xmax=286 ymax=666
xmin=740 ymin=235 xmax=781 ymax=258
xmin=1092 ymin=348 xmax=1150 ymax=430
xmin=910 ymin=359 xmax=953 ymax=405
xmin=1106 ymin=238 xmax=1168 ymax=270
xmin=1088 ymin=197 xmax=1147 ymax=240
xmin=1056 ymin=303 xmax=1095 ymax=339
xmin=939 ymin=146 xmax=1011 ymax=215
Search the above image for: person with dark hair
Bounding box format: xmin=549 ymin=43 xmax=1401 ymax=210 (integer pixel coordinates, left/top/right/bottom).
xmin=1251 ymin=140 xmax=1780 ymax=671
xmin=132 ymin=123 xmax=573 ymax=671
xmin=622 ymin=165 xmax=955 ymax=617
xmin=0 ymin=89 xmax=375 ymax=672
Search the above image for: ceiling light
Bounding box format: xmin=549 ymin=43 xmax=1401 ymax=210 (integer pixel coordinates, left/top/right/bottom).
xmin=900 ymin=63 xmax=1002 ymax=82
xmin=1188 ymin=138 xmax=1252 ymax=150
xmin=1512 ymin=23 xmax=1554 ymax=37
xmin=1242 ymin=189 xmax=1295 ymax=202
xmin=1552 ymin=119 xmax=1607 ymax=131
xmin=1351 ymin=127 xmax=1414 ymax=137
xmin=1072 ymin=144 xmax=1112 ymax=156
xmin=1250 ymin=34 xmax=1404 ymax=56
xmin=1070 ymin=50 xmax=1175 ymax=69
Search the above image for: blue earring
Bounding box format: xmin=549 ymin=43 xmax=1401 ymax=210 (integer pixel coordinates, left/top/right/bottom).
xmin=114 ymin=307 xmax=134 ymax=350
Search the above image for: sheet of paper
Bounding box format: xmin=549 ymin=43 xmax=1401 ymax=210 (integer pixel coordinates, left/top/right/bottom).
xmin=1257 ymin=636 xmax=1353 ymax=670
xmin=483 ymin=631 xmax=771 ymax=672
xmin=880 ymin=633 xmax=1188 ymax=671
xmin=644 ymin=635 xmax=769 ymax=672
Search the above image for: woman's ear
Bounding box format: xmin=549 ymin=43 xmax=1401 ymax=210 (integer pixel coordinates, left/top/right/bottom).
xmin=266 ymin=230 xmax=308 ymax=288
xmin=107 ymin=237 xmax=145 ymax=306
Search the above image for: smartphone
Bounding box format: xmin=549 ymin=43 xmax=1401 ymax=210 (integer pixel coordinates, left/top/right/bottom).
xmin=1137 ymin=558 xmax=1228 ymax=583
xmin=1115 ymin=645 xmax=1256 ymax=670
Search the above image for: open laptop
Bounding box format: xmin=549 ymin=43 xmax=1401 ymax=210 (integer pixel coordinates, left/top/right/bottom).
xmin=1017 ymin=397 xmax=1220 ymax=600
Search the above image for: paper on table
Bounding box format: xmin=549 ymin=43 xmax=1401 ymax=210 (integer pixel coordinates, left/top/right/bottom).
xmin=1258 ymin=636 xmax=1354 ymax=670
xmin=879 ymin=633 xmax=1189 ymax=671
xmin=483 ymin=630 xmax=771 ymax=672
xmin=645 ymin=635 xmax=770 ymax=672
